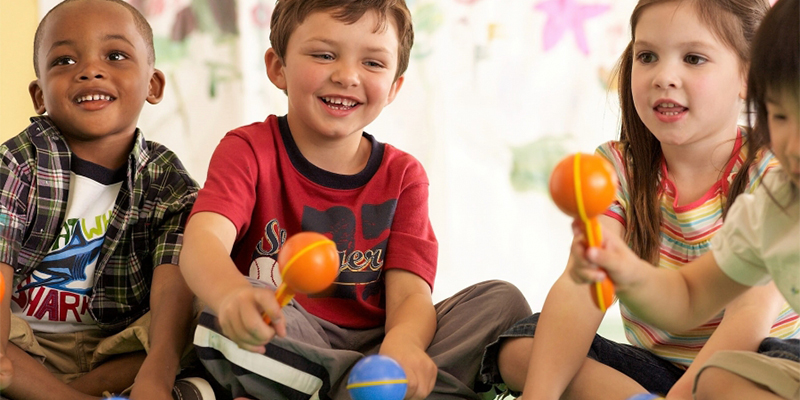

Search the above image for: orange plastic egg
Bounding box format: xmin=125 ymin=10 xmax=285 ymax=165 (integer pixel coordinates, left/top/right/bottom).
xmin=549 ymin=153 xmax=618 ymax=219
xmin=0 ymin=272 xmax=4 ymax=300
xmin=277 ymin=232 xmax=340 ymax=294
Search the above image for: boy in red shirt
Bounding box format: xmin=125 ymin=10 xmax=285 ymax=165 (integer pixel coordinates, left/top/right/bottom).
xmin=180 ymin=0 xmax=531 ymax=399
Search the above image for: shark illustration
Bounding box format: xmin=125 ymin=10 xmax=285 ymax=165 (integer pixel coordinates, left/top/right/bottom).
xmin=19 ymin=222 xmax=103 ymax=295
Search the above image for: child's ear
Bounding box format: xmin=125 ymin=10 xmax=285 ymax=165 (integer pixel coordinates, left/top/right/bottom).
xmin=739 ymin=80 xmax=747 ymax=101
xmin=28 ymin=80 xmax=46 ymax=115
xmin=265 ymin=48 xmax=287 ymax=91
xmin=385 ymin=75 xmax=405 ymax=106
xmin=739 ymin=68 xmax=748 ymax=100
xmin=146 ymin=69 xmax=166 ymax=104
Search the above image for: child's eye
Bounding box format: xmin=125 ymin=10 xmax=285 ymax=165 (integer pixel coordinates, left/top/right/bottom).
xmin=108 ymin=52 xmax=128 ymax=61
xmin=684 ymin=54 xmax=707 ymax=65
xmin=312 ymin=53 xmax=334 ymax=60
xmin=364 ymin=61 xmax=385 ymax=68
xmin=770 ymin=112 xmax=787 ymax=122
xmin=636 ymin=52 xmax=657 ymax=64
xmin=52 ymin=57 xmax=76 ymax=66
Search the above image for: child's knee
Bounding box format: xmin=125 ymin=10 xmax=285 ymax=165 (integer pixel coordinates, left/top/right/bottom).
xmin=482 ymin=280 xmax=532 ymax=320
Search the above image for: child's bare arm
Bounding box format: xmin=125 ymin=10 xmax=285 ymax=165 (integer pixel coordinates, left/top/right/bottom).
xmin=129 ymin=263 xmax=193 ymax=400
xmin=578 ymin=231 xmax=751 ymax=332
xmin=381 ymin=269 xmax=437 ymax=400
xmin=518 ymin=215 xmax=624 ymax=399
xmin=180 ymin=212 xmax=285 ymax=352
xmin=667 ymin=282 xmax=786 ymax=400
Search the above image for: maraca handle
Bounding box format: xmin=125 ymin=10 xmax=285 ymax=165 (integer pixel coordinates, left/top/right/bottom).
xmin=583 ymin=217 xmax=615 ymax=312
xmin=592 ymin=279 xmax=614 ymax=312
xmin=584 ymin=217 xmax=602 ymax=248
xmin=262 ymin=283 xmax=295 ymax=324
xmin=275 ymin=283 xmax=294 ymax=308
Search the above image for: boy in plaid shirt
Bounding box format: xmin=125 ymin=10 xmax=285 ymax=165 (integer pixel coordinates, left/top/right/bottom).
xmin=0 ymin=0 xmax=199 ymax=399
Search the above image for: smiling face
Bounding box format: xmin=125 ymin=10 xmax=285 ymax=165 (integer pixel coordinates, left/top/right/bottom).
xmin=265 ymin=9 xmax=404 ymax=144
xmin=630 ymin=1 xmax=746 ymax=149
xmin=766 ymin=89 xmax=800 ymax=186
xmin=29 ymin=0 xmax=164 ymax=146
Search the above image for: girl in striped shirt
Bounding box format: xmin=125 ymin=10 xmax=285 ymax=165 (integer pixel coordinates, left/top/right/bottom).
xmin=480 ymin=0 xmax=798 ymax=398
xmin=572 ymin=1 xmax=799 ymax=397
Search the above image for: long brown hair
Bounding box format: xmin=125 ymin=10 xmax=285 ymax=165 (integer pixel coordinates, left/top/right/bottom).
xmin=614 ymin=0 xmax=769 ymax=264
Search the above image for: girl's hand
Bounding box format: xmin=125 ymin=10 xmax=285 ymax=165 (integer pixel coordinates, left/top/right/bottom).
xmin=216 ymin=286 xmax=286 ymax=353
xmin=568 ymin=219 xmax=645 ymax=290
xmin=568 ymin=220 xmax=605 ymax=284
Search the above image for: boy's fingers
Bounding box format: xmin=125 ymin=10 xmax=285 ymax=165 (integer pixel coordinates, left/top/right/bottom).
xmin=237 ymin=343 xmax=267 ymax=353
xmin=239 ymin=300 xmax=277 ymax=344
xmin=406 ymin=374 xmax=427 ymax=400
xmin=256 ymin=290 xmax=287 ymax=338
xmin=219 ymin=295 xmax=276 ymax=347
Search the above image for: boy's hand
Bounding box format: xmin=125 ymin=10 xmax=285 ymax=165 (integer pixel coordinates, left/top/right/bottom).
xmin=380 ymin=339 xmax=437 ymax=400
xmin=216 ymin=286 xmax=287 ymax=353
xmin=0 ymin=353 xmax=12 ymax=389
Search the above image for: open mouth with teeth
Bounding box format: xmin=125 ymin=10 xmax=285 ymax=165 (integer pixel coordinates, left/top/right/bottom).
xmin=76 ymin=94 xmax=115 ymax=104
xmin=321 ymin=96 xmax=360 ymax=110
xmin=654 ymin=102 xmax=687 ymax=116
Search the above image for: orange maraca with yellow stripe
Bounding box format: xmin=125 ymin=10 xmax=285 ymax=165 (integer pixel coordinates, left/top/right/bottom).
xmin=549 ymin=153 xmax=618 ymax=312
xmin=263 ymin=232 xmax=340 ymax=324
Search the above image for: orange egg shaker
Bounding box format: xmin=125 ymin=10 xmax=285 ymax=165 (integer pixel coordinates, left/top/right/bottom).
xmin=549 ymin=153 xmax=618 ymax=312
xmin=263 ymin=232 xmax=340 ymax=324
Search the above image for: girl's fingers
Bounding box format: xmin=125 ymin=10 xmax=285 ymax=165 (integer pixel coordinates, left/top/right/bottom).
xmin=569 ymin=264 xmax=604 ymax=284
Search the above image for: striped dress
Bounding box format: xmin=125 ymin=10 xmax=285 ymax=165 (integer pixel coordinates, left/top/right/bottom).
xmin=596 ymin=134 xmax=800 ymax=368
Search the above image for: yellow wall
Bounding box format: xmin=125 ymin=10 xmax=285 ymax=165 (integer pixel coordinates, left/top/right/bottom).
xmin=0 ymin=1 xmax=38 ymax=142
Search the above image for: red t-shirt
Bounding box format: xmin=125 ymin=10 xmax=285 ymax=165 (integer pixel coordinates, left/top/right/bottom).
xmin=191 ymin=115 xmax=437 ymax=328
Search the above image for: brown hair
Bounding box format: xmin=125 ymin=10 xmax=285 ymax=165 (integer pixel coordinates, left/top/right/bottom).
xmin=614 ymin=0 xmax=768 ymax=263
xmin=269 ymin=0 xmax=414 ymax=81
xmin=33 ymin=0 xmax=155 ymax=77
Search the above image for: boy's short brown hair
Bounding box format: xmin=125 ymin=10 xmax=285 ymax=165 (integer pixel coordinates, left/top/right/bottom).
xmin=269 ymin=0 xmax=414 ymax=81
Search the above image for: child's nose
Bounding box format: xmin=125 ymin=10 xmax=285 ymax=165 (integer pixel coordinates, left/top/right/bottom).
xmin=331 ymin=63 xmax=360 ymax=87
xmin=652 ymin=64 xmax=680 ymax=89
xmin=77 ymin=61 xmax=105 ymax=81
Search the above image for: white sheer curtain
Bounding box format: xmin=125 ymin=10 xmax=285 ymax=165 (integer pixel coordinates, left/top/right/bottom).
xmin=38 ymin=0 xmax=637 ymax=333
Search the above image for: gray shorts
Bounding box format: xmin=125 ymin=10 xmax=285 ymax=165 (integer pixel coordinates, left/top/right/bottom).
xmin=195 ymin=278 xmax=531 ymax=400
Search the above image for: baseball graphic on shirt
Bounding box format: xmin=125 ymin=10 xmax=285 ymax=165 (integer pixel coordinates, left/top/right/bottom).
xmin=249 ymin=256 xmax=283 ymax=288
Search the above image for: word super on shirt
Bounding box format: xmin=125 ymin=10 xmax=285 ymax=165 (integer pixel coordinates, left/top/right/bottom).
xmin=11 ymin=156 xmax=124 ymax=333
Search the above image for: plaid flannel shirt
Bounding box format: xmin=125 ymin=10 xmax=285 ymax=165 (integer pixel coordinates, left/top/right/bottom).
xmin=0 ymin=117 xmax=198 ymax=332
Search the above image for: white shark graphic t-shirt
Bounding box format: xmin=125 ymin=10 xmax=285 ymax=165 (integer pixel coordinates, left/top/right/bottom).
xmin=11 ymin=156 xmax=124 ymax=333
